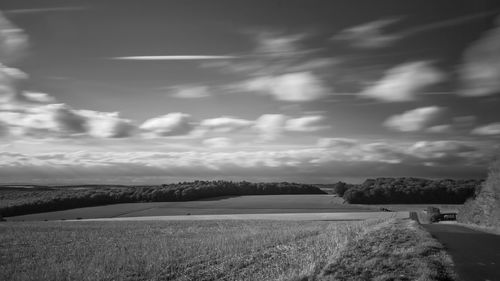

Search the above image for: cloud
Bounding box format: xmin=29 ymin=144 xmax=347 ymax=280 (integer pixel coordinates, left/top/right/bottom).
xmin=333 ymin=18 xmax=401 ymax=48
xmin=460 ymin=15 xmax=500 ymax=97
xmin=140 ymin=113 xmax=193 ymax=137
xmin=285 ymin=115 xmax=328 ymax=132
xmin=0 ymin=103 xmax=87 ymax=137
xmin=4 ymin=7 xmax=87 ymax=15
xmin=111 ymin=55 xmax=237 ymax=60
xmin=384 ymin=106 xmax=443 ymax=132
xmin=408 ymin=141 xmax=477 ymax=163
xmin=253 ymin=31 xmax=307 ymax=57
xmin=169 ymin=85 xmax=211 ymax=99
xmin=426 ymin=124 xmax=453 ymax=134
xmin=360 ymin=61 xmax=445 ymax=102
xmin=200 ymin=116 xmax=254 ymax=133
xmin=244 ymin=72 xmax=329 ymax=101
xmin=335 ymin=11 xmax=499 ymax=49
xmin=317 ymin=138 xmax=358 ymax=149
xmin=202 ymin=137 xmax=232 ymax=148
xmin=471 ymin=123 xmax=500 ymax=135
xmin=77 ymin=110 xmax=135 ymax=138
xmin=1 ymin=139 xmax=491 ymax=184
xmin=0 ymin=64 xmax=27 ymax=102
xmin=0 ymin=11 xmax=29 ymax=64
xmin=254 ymin=114 xmax=287 ymax=141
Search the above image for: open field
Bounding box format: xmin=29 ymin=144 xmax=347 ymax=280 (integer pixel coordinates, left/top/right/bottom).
xmin=6 ymin=194 xmax=461 ymax=221
xmin=0 ymin=218 xmax=456 ymax=281
xmin=75 ymin=211 xmax=409 ymax=221
xmin=0 ymin=219 xmax=379 ymax=281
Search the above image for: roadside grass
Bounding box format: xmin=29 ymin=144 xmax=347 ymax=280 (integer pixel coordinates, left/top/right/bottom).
xmin=318 ymin=219 xmax=456 ymax=281
xmin=1 ymin=219 xmax=382 ymax=281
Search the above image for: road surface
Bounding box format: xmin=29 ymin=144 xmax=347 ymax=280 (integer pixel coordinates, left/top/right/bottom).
xmin=423 ymin=223 xmax=500 ymax=281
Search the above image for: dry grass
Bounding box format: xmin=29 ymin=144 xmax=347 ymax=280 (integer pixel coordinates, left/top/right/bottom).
xmin=0 ymin=219 xmax=382 ymax=281
xmin=318 ymin=219 xmax=456 ymax=281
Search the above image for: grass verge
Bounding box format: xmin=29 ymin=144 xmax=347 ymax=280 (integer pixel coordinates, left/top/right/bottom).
xmin=317 ymin=219 xmax=457 ymax=281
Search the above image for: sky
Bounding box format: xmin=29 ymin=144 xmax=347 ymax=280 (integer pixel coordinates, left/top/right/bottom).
xmin=0 ymin=0 xmax=500 ymax=184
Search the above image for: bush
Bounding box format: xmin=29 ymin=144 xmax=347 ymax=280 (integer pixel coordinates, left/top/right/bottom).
xmin=458 ymin=160 xmax=500 ymax=229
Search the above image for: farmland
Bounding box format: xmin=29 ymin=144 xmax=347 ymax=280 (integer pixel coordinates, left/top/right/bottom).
xmin=0 ymin=218 xmax=455 ymax=281
xmin=0 ymin=219 xmax=376 ymax=281
xmin=6 ymin=194 xmax=462 ymax=221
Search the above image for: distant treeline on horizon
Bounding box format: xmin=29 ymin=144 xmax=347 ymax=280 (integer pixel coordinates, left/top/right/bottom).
xmin=0 ymin=178 xmax=484 ymax=217
xmin=328 ymin=177 xmax=483 ymax=204
xmin=0 ymin=181 xmax=324 ymax=217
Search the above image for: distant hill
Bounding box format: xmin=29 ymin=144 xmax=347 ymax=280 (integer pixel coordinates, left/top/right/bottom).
xmin=0 ymin=181 xmax=325 ymax=217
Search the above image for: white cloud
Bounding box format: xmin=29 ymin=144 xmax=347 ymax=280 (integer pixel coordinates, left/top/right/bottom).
xmin=0 ymin=64 xmax=27 ymax=102
xmin=408 ymin=141 xmax=476 ymax=160
xmin=254 ymin=32 xmax=306 ymax=56
xmin=254 ymin=114 xmax=287 ymax=141
xmin=460 ymin=16 xmax=500 ymax=96
xmin=77 ymin=110 xmax=135 ymax=138
xmin=333 ymin=18 xmax=401 ymax=48
xmin=384 ymin=106 xmax=443 ymax=132
xmin=200 ymin=116 xmax=254 ymax=133
xmin=0 ymin=11 xmax=29 ymax=64
xmin=360 ymin=61 xmax=445 ymax=102
xmin=112 ymin=55 xmax=237 ymax=60
xmin=0 ymin=103 xmax=87 ymax=137
xmin=426 ymin=124 xmax=452 ymax=134
xmin=471 ymin=123 xmax=500 ymax=135
xmin=285 ymin=115 xmax=328 ymax=132
xmin=244 ymin=72 xmax=328 ymax=101
xmin=21 ymin=92 xmax=57 ymax=103
xmin=170 ymin=85 xmax=211 ymax=99
xmin=1 ymin=139 xmax=490 ymax=184
xmin=140 ymin=113 xmax=193 ymax=137
xmin=202 ymin=137 xmax=232 ymax=148
xmin=317 ymin=138 xmax=358 ymax=148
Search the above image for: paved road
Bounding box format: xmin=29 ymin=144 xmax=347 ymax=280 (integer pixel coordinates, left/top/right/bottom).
xmin=423 ymin=223 xmax=500 ymax=281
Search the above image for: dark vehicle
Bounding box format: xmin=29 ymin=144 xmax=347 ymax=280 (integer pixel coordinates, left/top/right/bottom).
xmin=438 ymin=213 xmax=457 ymax=221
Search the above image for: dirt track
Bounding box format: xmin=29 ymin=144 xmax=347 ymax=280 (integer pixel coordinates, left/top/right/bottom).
xmin=423 ymin=224 xmax=500 ymax=281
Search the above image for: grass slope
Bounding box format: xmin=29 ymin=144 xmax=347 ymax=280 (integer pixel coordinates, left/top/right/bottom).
xmin=318 ymin=219 xmax=456 ymax=281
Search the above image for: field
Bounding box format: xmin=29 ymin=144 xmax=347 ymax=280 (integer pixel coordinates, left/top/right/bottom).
xmin=6 ymin=195 xmax=361 ymax=221
xmin=0 ymin=218 xmax=456 ymax=281
xmin=6 ymin=194 xmax=461 ymax=221
xmin=0 ymin=219 xmax=378 ymax=281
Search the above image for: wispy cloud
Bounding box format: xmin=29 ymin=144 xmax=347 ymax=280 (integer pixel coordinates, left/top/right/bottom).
xmin=111 ymin=55 xmax=238 ymax=60
xmin=4 ymin=7 xmax=87 ymax=15
xmin=400 ymin=10 xmax=500 ymax=37
xmin=335 ymin=10 xmax=500 ymax=48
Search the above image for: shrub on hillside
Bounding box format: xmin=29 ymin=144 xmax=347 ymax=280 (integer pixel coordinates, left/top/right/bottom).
xmin=458 ymin=160 xmax=500 ymax=229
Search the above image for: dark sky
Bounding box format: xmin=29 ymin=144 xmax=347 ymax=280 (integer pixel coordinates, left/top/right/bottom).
xmin=0 ymin=0 xmax=499 ymax=184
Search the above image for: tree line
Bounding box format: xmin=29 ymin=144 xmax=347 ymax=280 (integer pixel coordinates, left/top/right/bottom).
xmin=0 ymin=181 xmax=325 ymax=217
xmin=333 ymin=177 xmax=483 ymax=204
